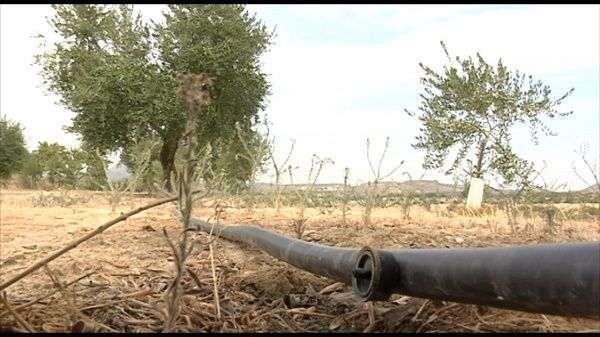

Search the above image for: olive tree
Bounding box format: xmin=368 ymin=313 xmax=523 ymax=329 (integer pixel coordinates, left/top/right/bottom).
xmin=36 ymin=5 xmax=274 ymax=191
xmin=407 ymin=41 xmax=574 ymax=206
xmin=0 ymin=115 xmax=28 ymax=182
xmin=30 ymin=142 xmax=86 ymax=188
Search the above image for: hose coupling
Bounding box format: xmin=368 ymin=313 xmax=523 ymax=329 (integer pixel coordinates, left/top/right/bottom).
xmin=351 ymin=246 xmax=392 ymax=301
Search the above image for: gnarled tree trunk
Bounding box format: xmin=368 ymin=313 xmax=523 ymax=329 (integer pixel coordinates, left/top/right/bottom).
xmin=159 ymin=131 xmax=181 ymax=192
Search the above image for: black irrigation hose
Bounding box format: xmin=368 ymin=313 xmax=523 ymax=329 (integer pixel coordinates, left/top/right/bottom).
xmin=190 ymin=219 xmax=600 ymax=318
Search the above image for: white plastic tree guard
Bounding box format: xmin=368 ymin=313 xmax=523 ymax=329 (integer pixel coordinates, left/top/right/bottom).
xmin=466 ymin=177 xmax=484 ymax=209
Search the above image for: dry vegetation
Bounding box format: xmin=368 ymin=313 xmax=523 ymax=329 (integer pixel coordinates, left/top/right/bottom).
xmin=1 ymin=188 xmax=598 ymax=332
xmin=2 ymin=4 xmax=597 ymax=334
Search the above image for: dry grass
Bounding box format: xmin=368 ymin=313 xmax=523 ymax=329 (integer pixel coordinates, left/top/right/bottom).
xmin=1 ymin=189 xmax=599 ymax=332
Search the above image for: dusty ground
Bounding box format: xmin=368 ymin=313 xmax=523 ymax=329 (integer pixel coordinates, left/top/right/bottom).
xmin=0 ymin=189 xmax=598 ymax=332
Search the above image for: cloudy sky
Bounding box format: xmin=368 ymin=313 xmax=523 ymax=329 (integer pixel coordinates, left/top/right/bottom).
xmin=1 ymin=5 xmax=599 ymax=189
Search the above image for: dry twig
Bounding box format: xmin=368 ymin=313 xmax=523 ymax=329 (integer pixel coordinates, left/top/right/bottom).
xmin=0 ymin=191 xmax=206 ymax=293
xmin=43 ymin=266 xmax=80 ymax=322
xmin=209 ymin=243 xmax=221 ymax=320
xmin=1 ymin=292 xmax=36 ymax=332
xmin=0 ymin=270 xmax=96 ymax=319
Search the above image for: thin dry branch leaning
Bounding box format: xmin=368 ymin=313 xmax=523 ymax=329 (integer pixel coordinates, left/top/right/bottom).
xmin=0 ymin=190 xmax=208 ymax=293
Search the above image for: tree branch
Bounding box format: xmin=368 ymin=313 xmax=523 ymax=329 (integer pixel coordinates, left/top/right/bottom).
xmin=0 ymin=190 xmax=207 ymax=292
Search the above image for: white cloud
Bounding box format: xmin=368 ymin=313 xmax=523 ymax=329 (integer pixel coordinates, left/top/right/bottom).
xmin=1 ymin=5 xmax=80 ymax=150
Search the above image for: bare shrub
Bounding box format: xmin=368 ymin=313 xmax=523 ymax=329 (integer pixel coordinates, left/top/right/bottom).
xmin=162 ymin=73 xmax=217 ymax=332
xmin=355 ymin=137 xmax=404 ymax=229
xmin=96 ymin=139 xmax=158 ymax=214
xmin=30 ymin=189 xmax=91 ymax=208
xmin=268 ymin=136 xmax=295 ymax=213
xmin=340 ymin=167 xmax=351 ymax=226
xmin=495 ymin=161 xmax=545 ymax=234
xmin=235 ymin=121 xmax=270 ymax=214
xmin=288 ymin=154 xmax=333 ymax=239
xmin=572 ymin=143 xmax=600 ymax=194
xmin=572 ymin=143 xmax=600 ymax=225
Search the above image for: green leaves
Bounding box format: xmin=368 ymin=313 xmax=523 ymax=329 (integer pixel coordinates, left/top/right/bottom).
xmin=0 ymin=115 xmax=28 ymax=181
xmin=410 ymin=41 xmax=574 ymax=185
xmin=36 ymin=5 xmax=274 ymax=188
xmin=17 ymin=141 xmax=109 ymax=189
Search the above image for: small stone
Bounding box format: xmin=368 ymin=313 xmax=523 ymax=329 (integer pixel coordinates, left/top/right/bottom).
xmin=142 ymin=224 xmax=156 ymax=232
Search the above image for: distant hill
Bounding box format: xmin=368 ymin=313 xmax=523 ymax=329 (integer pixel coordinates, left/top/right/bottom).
xmin=255 ymin=180 xmax=462 ymax=194
xmin=368 ymin=180 xmax=460 ymax=194
xmin=579 ymin=184 xmax=600 ymax=194
xmin=254 ymin=182 xmax=345 ymax=191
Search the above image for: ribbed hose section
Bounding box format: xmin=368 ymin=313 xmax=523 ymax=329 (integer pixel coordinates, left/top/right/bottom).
xmin=190 ymin=218 xmax=600 ymax=318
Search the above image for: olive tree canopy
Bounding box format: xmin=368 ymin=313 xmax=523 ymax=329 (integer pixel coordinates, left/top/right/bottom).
xmin=408 ymin=42 xmax=574 ymax=185
xmin=0 ymin=115 xmax=28 ymax=181
xmin=36 ymin=4 xmax=274 ymax=190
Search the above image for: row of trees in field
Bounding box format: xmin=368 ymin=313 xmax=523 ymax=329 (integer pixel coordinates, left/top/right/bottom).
xmin=0 ymin=115 xmax=160 ymax=192
xmin=1 ymin=5 xmax=596 ymax=208
xmin=0 ymin=116 xmax=102 ymax=189
xmin=2 ymin=4 xmax=273 ymax=191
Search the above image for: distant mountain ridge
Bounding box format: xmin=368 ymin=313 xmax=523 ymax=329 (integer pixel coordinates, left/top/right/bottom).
xmin=255 ymin=180 xmax=462 ymax=194
xmin=256 ymin=180 xmax=599 ymax=195
xmin=108 ymin=170 xmax=599 ymax=194
xmin=362 ymin=180 xmax=460 ymax=194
